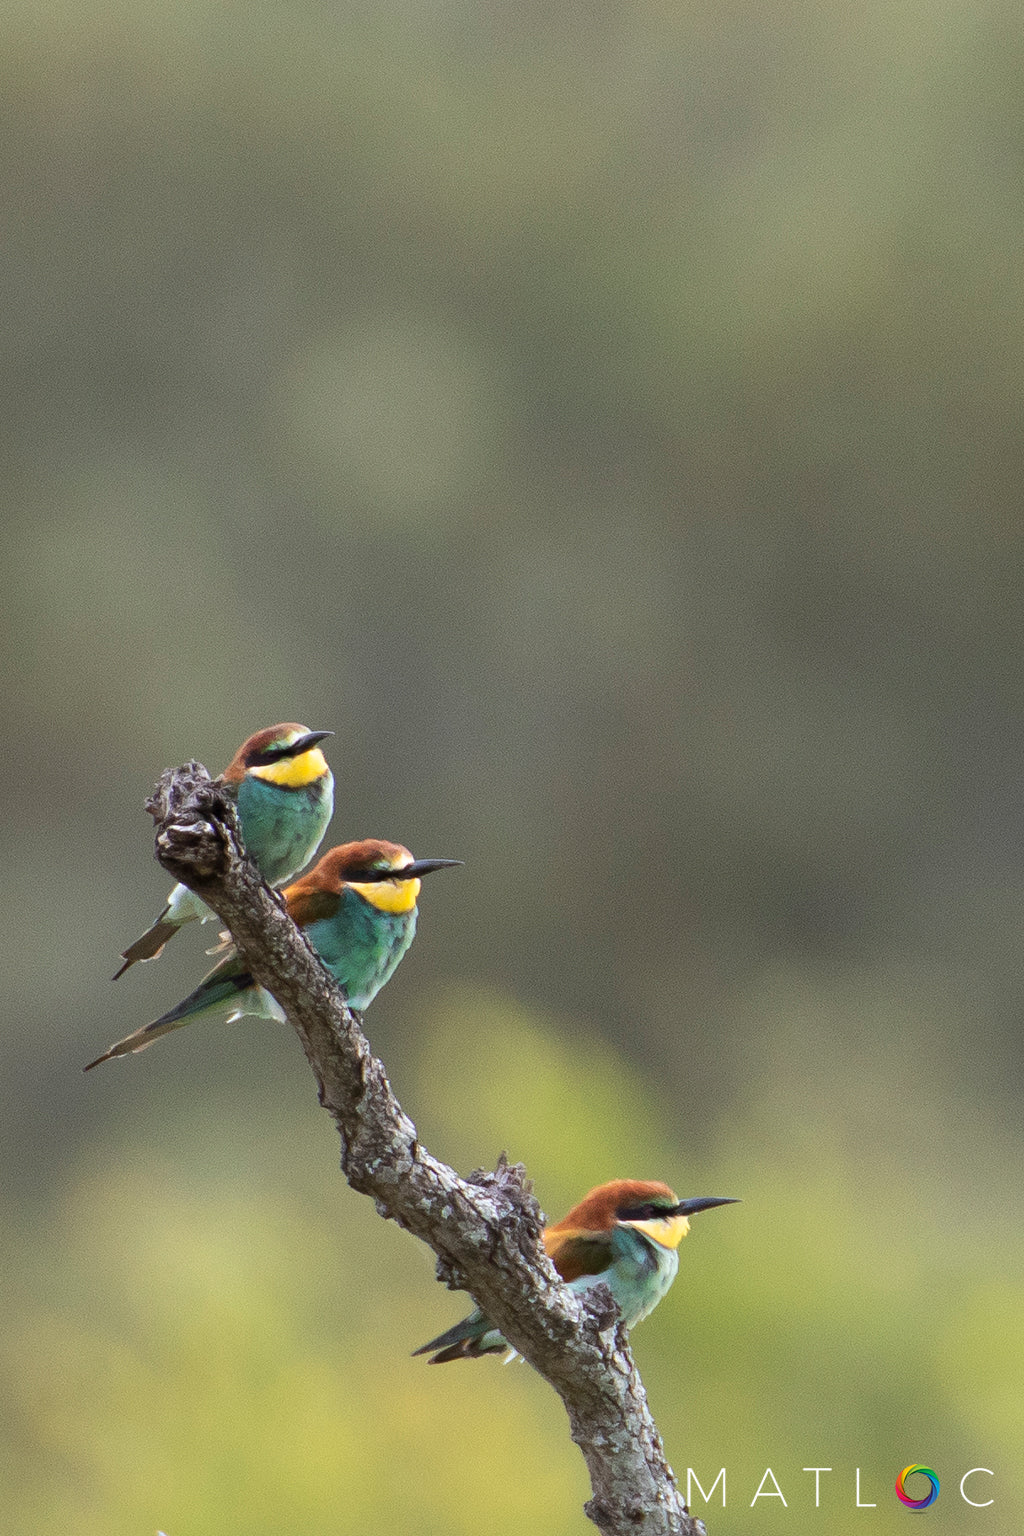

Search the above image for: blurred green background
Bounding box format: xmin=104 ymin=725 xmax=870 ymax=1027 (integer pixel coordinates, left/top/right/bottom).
xmin=2 ymin=1 xmax=1022 ymax=1531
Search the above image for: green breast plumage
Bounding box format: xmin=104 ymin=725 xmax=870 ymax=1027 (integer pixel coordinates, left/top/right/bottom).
xmin=234 ymin=771 xmax=334 ymax=886
xmin=598 ymin=1225 xmax=680 ymax=1328
xmin=305 ymin=890 xmax=418 ymax=1011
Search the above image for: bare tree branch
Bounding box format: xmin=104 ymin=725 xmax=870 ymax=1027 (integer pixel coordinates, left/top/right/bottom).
xmin=147 ymin=762 xmax=709 ymax=1536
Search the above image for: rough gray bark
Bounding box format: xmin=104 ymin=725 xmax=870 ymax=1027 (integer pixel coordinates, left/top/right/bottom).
xmin=146 ymin=762 xmax=708 ymax=1536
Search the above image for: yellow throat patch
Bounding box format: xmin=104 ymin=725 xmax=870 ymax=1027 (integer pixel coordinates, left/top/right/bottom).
xmin=346 ymin=875 xmax=421 ymax=914
xmin=249 ymin=747 xmax=329 ymax=789
xmin=624 ymin=1214 xmax=690 ymax=1250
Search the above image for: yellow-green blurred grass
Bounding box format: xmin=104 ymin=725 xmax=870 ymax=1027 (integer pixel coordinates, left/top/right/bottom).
xmin=3 ymin=985 xmax=1022 ymax=1534
xmin=2 ymin=1157 xmax=578 ymax=1535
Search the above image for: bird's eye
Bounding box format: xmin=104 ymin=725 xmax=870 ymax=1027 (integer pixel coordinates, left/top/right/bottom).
xmin=618 ymin=1203 xmax=661 ymax=1222
xmin=248 ymin=743 xmax=293 ymax=766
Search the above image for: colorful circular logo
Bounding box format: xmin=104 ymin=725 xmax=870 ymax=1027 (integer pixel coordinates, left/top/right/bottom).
xmin=895 ymin=1466 xmax=940 ymax=1509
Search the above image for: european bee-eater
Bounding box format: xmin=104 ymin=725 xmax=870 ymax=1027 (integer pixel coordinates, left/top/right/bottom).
xmin=413 ymin=1180 xmax=737 ymax=1363
xmin=114 ymin=724 xmax=335 ymax=978
xmin=86 ymin=839 xmax=461 ymax=1069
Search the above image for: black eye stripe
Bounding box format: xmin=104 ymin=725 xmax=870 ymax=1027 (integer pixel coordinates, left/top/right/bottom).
xmin=248 ymin=744 xmax=300 ymax=766
xmin=617 ymin=1204 xmax=674 ymax=1222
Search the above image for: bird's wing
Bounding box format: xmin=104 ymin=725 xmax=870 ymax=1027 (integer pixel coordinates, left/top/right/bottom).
xmin=544 ymin=1227 xmax=616 ymax=1283
xmin=284 ymin=884 xmax=340 ymax=930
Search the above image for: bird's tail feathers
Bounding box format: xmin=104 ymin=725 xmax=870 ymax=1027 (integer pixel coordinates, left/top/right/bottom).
xmin=83 ymin=969 xmax=265 ymax=1071
xmin=412 ymin=1313 xmax=506 ymax=1364
xmin=112 ymin=912 xmax=177 ymax=979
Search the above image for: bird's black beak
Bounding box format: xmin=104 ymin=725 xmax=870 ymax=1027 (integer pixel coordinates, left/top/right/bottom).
xmin=397 ymin=858 xmax=464 ymax=878
xmin=674 ymin=1197 xmax=740 ymax=1217
xmin=290 ymin=730 xmax=334 ymax=755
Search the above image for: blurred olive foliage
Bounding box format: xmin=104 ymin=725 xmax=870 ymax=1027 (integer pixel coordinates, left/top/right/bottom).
xmin=2 ymin=0 xmax=1023 ymax=1531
